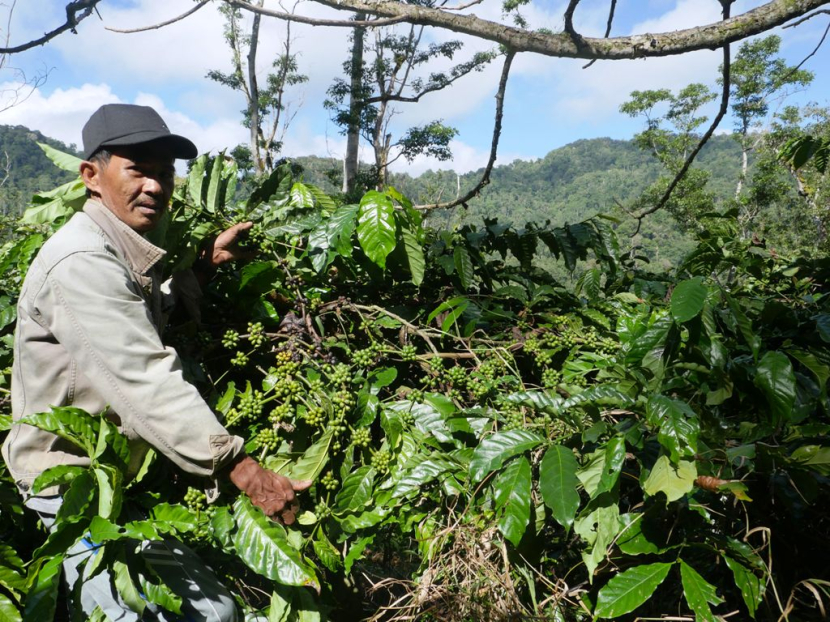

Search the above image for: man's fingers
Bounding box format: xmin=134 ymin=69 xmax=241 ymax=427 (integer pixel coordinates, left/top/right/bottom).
xmin=291 ymin=479 xmax=313 ymax=492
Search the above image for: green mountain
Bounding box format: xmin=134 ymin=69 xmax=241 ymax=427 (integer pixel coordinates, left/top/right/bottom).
xmin=2 ymin=125 xmax=752 ymax=269
xmin=297 ymin=135 xmax=747 ymax=270
xmin=0 ymin=125 xmax=81 ymax=216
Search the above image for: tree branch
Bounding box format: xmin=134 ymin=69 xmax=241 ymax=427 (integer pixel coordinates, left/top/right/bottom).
xmin=0 ymin=0 xmax=102 ymax=54
xmin=782 ymin=8 xmax=830 ymax=27
xmin=309 ymin=0 xmax=830 ymax=61
xmin=786 ymin=12 xmax=830 ymax=73
xmin=583 ymin=0 xmax=617 ymax=68
xmin=226 ymin=0 xmax=407 ymax=28
xmin=106 ymin=1 xmax=210 ymax=34
xmin=563 ymin=0 xmax=580 ymax=34
xmin=442 ymin=0 xmax=485 ymax=11
xmin=415 ymin=50 xmax=514 ymax=211
xmin=365 ymin=52 xmax=493 ymax=105
xmin=631 ymin=1 xmax=734 ymax=233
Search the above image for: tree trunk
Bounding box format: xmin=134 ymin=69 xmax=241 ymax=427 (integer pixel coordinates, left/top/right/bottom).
xmin=343 ymin=15 xmax=365 ymax=195
xmin=248 ymin=2 xmax=264 ymax=175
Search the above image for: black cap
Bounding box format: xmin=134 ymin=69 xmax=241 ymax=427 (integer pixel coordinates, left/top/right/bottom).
xmin=82 ymin=104 xmax=198 ymax=160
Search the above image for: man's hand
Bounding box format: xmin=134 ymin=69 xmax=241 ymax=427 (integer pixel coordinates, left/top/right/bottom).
xmin=227 ymin=455 xmax=311 ymax=524
xmin=204 ymin=221 xmax=255 ymax=269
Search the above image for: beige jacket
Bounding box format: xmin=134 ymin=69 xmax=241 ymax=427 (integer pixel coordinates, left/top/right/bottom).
xmin=2 ymin=199 xmax=244 ymax=496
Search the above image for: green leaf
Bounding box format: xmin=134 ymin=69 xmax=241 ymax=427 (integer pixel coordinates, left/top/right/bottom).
xmin=329 ymin=204 xmax=359 ymax=257
xmin=539 ymin=445 xmax=580 ymax=530
xmin=723 ymin=555 xmax=765 ymax=618
xmin=575 ymin=268 xmax=601 ymax=301
xmin=643 ymin=456 xmax=696 ymax=502
xmin=755 ymin=350 xmax=796 ymax=429
xmin=151 ymin=503 xmax=200 ymax=533
xmin=312 ymin=530 xmax=342 ymax=573
xmin=574 ymin=503 xmax=620 ymax=578
xmin=37 ymin=142 xmax=82 ymax=172
xmin=22 ymin=181 xmax=84 ymax=225
xmin=597 ymin=435 xmax=626 ymax=494
xmin=55 ymin=470 xmax=96 ymax=524
xmin=671 ymin=277 xmax=707 ymax=323
xmin=453 ymin=246 xmax=474 ymax=290
xmin=493 ymin=457 xmax=531 ymax=546
xmin=469 ymin=430 xmax=544 ymax=483
xmin=338 ymin=507 xmax=390 ymax=534
xmin=357 ymin=191 xmax=396 ymax=269
xmin=594 ymin=562 xmax=673 ymax=619
xmin=232 ymin=497 xmax=318 ymax=589
xmin=187 ymin=155 xmax=209 ymax=205
xmin=290 ymin=182 xmax=315 ymax=208
xmin=646 ymin=395 xmax=699 ymax=463
xmin=138 ymin=574 xmax=183 ymax=616
xmin=307 ymin=224 xmax=333 ymax=273
xmin=401 ymin=225 xmax=425 ymax=286
xmin=94 ymin=420 xmax=130 ymax=474
xmin=0 ymin=593 xmax=21 ymax=622
xmin=205 ymin=154 xmax=224 ymax=214
xmin=680 ymin=560 xmax=723 ymax=622
xmin=31 ymin=465 xmax=87 ymax=495
xmin=343 ymin=535 xmax=374 ymax=575
xmin=113 ymin=557 xmax=145 ymax=615
xmin=23 ymin=555 xmax=63 ymax=622
xmin=790 ymin=444 xmax=830 ymax=475
xmin=94 ymin=464 xmax=123 ymax=520
xmin=268 ymin=588 xmax=293 ymax=622
xmin=391 ymin=457 xmax=453 ymax=500
xmin=20 ymin=406 xmax=99 ymax=457
xmin=617 ymin=514 xmax=663 ymax=556
xmin=288 ymin=429 xmax=332 ymax=482
xmin=335 ymin=466 xmax=376 ymax=512
xmin=817 ymin=314 xmax=830 ymax=343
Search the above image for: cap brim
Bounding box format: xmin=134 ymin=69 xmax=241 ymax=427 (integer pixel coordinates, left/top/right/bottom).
xmin=92 ymin=130 xmax=198 ymax=160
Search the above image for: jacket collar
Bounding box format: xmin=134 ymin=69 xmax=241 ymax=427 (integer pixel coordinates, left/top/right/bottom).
xmin=83 ymin=199 xmax=166 ymax=275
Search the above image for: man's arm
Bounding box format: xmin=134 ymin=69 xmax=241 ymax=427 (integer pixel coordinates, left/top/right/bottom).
xmin=38 ymin=249 xmax=305 ymax=521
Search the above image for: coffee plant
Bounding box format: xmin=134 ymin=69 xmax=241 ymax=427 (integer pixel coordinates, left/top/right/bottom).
xmin=0 ymin=147 xmax=828 ymax=620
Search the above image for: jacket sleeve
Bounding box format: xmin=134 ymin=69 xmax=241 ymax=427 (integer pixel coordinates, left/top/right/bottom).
xmin=32 ymin=250 xmax=244 ymax=477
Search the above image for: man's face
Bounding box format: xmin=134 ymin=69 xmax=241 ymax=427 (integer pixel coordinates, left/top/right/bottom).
xmin=80 ymin=144 xmax=176 ymax=233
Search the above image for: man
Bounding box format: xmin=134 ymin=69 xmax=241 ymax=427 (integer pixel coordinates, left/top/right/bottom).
xmin=2 ymin=104 xmax=308 ymax=620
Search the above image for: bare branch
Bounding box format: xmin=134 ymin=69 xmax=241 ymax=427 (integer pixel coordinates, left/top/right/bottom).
xmin=583 ymin=0 xmax=617 ymax=68
xmin=226 ymin=0 xmax=407 ymax=28
xmin=105 ymin=1 xmax=210 ymax=34
xmin=365 ymin=51 xmax=493 ymax=105
xmin=442 ymin=0 xmax=485 ymax=11
xmin=631 ymin=1 xmax=734 ymax=233
xmin=309 ymin=0 xmax=830 ymax=61
xmin=787 ymin=13 xmax=830 ymax=73
xmin=563 ymin=0 xmax=580 ymax=34
xmin=0 ymin=0 xmax=102 ymax=54
xmin=415 ymin=51 xmax=515 ymax=211
xmin=782 ymin=8 xmax=830 ymax=27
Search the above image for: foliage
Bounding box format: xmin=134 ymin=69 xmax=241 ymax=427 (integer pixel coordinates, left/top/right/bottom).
xmin=325 ymin=21 xmax=495 ymax=191
xmin=0 ymin=126 xmax=80 ymax=217
xmin=206 ymin=3 xmax=308 ymax=176
xmin=0 ymin=145 xmax=828 ymax=621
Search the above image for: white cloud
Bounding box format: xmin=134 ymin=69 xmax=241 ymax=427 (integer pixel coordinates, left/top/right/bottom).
xmin=0 ymin=82 xmax=120 ymax=148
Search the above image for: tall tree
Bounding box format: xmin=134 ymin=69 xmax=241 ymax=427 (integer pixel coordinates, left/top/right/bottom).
xmin=726 ymin=35 xmax=813 ymax=197
xmin=325 ymin=18 xmax=495 ymax=194
xmin=207 ymin=1 xmax=308 ymax=176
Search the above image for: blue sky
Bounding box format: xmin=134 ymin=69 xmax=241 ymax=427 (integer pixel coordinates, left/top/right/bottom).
xmin=2 ymin=0 xmax=829 ymax=175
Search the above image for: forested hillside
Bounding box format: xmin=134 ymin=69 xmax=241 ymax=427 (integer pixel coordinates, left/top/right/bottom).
xmin=0 ymin=125 xmax=804 ymax=272
xmin=0 ymin=126 xmax=81 ymax=217
xmin=295 ymin=135 xmax=748 ymax=269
